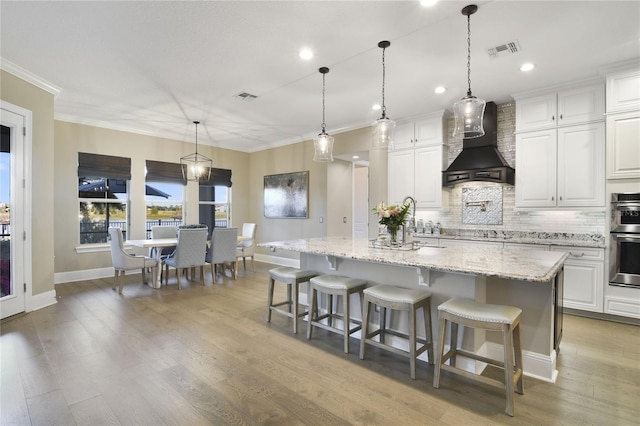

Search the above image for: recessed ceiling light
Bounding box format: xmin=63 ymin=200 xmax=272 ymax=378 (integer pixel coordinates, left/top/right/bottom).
xmin=299 ymin=48 xmax=313 ymax=60
xmin=420 ymin=0 xmax=439 ymax=7
xmin=352 ymin=155 xmax=360 ymax=159
xmin=520 ymin=62 xmax=535 ymax=72
xmin=434 ymin=86 xmax=446 ymax=94
xmin=372 ymin=104 xmax=381 ymax=111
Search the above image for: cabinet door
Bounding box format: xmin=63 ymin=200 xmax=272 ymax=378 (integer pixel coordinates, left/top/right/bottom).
xmin=413 ymin=117 xmax=442 ymax=147
xmin=515 ymin=93 xmax=557 ymax=132
xmin=388 ymin=148 xmax=414 ymax=205
xmin=515 ymin=130 xmax=557 ymax=208
xmin=414 ymin=145 xmax=444 ymax=209
xmin=557 ymin=123 xmax=605 ymax=207
xmin=551 ymin=247 xmax=604 ymax=313
xmin=606 ymin=67 xmax=640 ymax=113
xmin=393 ymin=121 xmax=415 ymax=150
xmin=606 ymin=111 xmax=640 ymax=179
xmin=557 ymin=84 xmax=605 ymax=126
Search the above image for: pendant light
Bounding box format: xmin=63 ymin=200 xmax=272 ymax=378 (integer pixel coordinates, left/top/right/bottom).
xmin=372 ymin=40 xmax=396 ymax=152
xmin=313 ymin=66 xmax=334 ymax=162
xmin=180 ymin=121 xmax=212 ymax=182
xmin=452 ymin=4 xmax=486 ymax=139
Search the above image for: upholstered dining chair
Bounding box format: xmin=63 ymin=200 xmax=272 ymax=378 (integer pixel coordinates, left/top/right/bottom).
xmin=108 ymin=227 xmax=157 ymax=294
xmin=236 ymin=223 xmax=257 ymax=271
xmin=207 ymin=227 xmax=239 ymax=280
xmin=150 ymin=225 xmax=177 ymax=258
xmin=162 ymin=226 xmax=208 ymax=289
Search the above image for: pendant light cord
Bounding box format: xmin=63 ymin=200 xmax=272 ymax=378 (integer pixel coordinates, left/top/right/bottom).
xmin=321 ymin=72 xmax=327 ymax=134
xmin=381 ymin=45 xmax=387 ymax=118
xmin=466 ymin=13 xmax=473 ymax=97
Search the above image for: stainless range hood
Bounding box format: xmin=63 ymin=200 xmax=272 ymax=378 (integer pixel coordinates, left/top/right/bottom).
xmin=442 ymin=102 xmax=515 ymax=187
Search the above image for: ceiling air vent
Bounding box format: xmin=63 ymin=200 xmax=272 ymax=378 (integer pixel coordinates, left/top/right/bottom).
xmin=487 ymin=40 xmax=521 ymax=59
xmin=234 ymin=92 xmax=258 ymax=101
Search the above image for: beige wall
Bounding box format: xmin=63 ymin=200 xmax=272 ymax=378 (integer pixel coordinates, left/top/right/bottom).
xmin=1 ymin=70 xmax=55 ymax=296
xmin=3 ymin=69 xmax=388 ymax=282
xmin=54 ymin=121 xmax=250 ymax=273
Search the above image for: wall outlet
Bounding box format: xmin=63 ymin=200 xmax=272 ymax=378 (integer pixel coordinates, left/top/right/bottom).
xmin=319 ymin=217 xmax=323 ymax=223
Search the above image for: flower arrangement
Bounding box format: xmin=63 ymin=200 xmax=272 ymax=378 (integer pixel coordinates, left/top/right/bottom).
xmin=372 ymin=202 xmax=410 ymax=243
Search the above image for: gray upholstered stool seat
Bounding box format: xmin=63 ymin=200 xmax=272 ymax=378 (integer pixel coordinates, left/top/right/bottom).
xmin=359 ymin=285 xmax=434 ymax=379
xmin=306 ymin=275 xmax=367 ymax=353
xmin=433 ymin=297 xmax=524 ymax=417
xmin=267 ymin=267 xmax=319 ymax=334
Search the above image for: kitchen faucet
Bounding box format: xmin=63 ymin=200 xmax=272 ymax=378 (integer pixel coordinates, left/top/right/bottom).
xmin=402 ymin=195 xmax=416 ymax=244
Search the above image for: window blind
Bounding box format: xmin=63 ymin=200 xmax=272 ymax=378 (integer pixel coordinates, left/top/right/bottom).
xmin=145 ymin=160 xmax=186 ymax=185
xmin=78 ymin=152 xmax=131 ymax=180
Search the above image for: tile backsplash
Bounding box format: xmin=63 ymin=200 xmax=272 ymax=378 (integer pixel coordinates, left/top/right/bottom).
xmin=415 ymin=102 xmax=606 ymax=235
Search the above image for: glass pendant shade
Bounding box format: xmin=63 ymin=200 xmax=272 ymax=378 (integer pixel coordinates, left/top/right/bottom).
xmin=372 ymin=40 xmax=395 ymax=152
xmin=313 ymin=132 xmax=334 ymax=162
xmin=181 ymin=121 xmax=212 ymax=182
xmin=452 ymin=95 xmax=486 ymax=138
xmin=453 ymin=4 xmax=485 ymax=139
xmin=372 ymin=117 xmax=396 ymax=152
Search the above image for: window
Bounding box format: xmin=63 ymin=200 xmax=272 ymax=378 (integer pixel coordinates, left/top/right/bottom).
xmin=78 ymin=153 xmax=131 ymax=244
xmin=145 ymin=160 xmax=185 ymax=238
xmin=199 ymin=168 xmax=232 ymax=236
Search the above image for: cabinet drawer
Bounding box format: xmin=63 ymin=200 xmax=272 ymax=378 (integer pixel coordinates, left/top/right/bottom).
xmin=550 ymin=246 xmax=604 ymax=261
xmin=504 ymin=243 xmax=549 ymax=251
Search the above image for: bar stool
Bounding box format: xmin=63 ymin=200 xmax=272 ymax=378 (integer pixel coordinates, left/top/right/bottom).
xmin=267 ymin=267 xmax=319 ymax=334
xmin=433 ymin=297 xmax=524 ymax=417
xmin=359 ymin=285 xmax=434 ymax=379
xmin=306 ymin=275 xmax=367 ymax=353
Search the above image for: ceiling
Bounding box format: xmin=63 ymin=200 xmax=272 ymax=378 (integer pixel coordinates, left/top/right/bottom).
xmin=1 ymin=1 xmax=639 ymax=153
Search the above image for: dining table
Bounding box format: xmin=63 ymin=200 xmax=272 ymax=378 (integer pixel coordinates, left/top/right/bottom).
xmin=126 ymin=236 xmax=252 ymax=288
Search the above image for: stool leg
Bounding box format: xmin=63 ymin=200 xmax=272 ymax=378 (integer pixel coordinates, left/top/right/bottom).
xmin=359 ymin=295 xmax=370 ymax=360
xmin=286 ymin=283 xmax=292 ymax=313
xmin=503 ymin=323 xmax=515 ymax=417
xmin=409 ymin=304 xmax=417 ymax=380
xmin=423 ymin=299 xmax=434 ymax=365
xmin=514 ymin=322 xmax=524 ymax=395
xmin=292 ymin=281 xmax=300 ymax=334
xmin=267 ymin=277 xmax=275 ymax=322
xmin=433 ymin=314 xmax=447 ymax=388
xmin=449 ymin=322 xmax=458 ymax=367
xmin=343 ymin=291 xmax=350 ymax=353
xmin=380 ymin=307 xmax=387 ymax=344
xmin=328 ymin=295 xmax=334 ymax=327
xmin=306 ymin=285 xmax=317 ymax=340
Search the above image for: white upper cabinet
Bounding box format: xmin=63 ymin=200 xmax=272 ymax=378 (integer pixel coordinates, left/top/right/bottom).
xmin=605 ymin=64 xmax=640 ymax=179
xmin=515 ymin=81 xmax=606 ymax=209
xmin=388 ymin=112 xmax=448 ymax=210
xmin=515 ymin=83 xmax=604 ymax=132
xmin=606 ymin=67 xmax=640 ymax=113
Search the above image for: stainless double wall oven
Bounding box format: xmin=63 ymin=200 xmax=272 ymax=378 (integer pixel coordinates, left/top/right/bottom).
xmin=610 ymin=193 xmax=640 ymax=288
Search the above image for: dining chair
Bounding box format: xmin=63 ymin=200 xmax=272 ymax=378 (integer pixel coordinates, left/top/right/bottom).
xmin=236 ymin=223 xmax=257 ymax=271
xmin=108 ymin=227 xmax=157 ymax=294
xmin=150 ymin=225 xmax=177 ymax=259
xmin=162 ymin=226 xmax=208 ymax=289
xmin=207 ymin=227 xmax=239 ymax=280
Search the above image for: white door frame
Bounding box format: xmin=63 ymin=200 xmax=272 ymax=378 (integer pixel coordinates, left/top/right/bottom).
xmin=1 ymin=101 xmax=32 ymax=319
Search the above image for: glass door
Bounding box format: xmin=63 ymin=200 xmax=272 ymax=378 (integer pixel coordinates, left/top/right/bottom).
xmin=1 ymin=108 xmax=25 ymax=319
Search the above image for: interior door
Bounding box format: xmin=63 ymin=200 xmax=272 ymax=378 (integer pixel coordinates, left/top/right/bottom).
xmin=353 ymin=165 xmax=369 ymax=239
xmin=1 ymin=107 xmax=26 ymax=319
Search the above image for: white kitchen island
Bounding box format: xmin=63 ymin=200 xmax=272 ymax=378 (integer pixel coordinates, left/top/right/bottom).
xmin=260 ymin=236 xmax=568 ymax=383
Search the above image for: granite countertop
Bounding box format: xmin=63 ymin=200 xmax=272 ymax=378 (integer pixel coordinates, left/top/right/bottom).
xmin=259 ymin=237 xmax=568 ymax=283
xmin=413 ymin=229 xmax=606 ymax=248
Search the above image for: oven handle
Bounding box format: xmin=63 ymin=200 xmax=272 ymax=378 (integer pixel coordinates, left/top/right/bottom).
xmin=614 ymin=205 xmax=640 ymax=212
xmin=610 ymin=233 xmax=640 ymax=239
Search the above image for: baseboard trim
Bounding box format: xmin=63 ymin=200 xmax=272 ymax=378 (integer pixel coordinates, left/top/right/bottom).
xmin=30 ymin=289 xmax=57 ymax=312
xmin=55 ymin=267 xmax=117 ymax=284
xmin=485 ymin=341 xmax=557 ymax=383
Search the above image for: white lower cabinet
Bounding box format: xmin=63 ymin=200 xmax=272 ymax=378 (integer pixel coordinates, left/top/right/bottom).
xmin=551 ymin=246 xmax=604 ymax=313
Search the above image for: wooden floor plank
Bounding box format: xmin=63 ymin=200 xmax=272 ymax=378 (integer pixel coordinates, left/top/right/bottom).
xmin=3 ymin=262 xmax=639 ymax=425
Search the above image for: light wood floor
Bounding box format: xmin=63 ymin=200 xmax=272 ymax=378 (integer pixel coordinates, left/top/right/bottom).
xmin=2 ymin=262 xmax=639 ymax=425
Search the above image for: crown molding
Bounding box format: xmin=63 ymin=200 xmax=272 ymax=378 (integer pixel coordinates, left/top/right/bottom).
xmin=0 ymin=57 xmax=62 ymax=96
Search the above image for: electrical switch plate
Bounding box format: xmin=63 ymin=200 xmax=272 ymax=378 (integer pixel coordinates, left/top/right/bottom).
xmin=319 ymin=217 xmax=323 ymax=223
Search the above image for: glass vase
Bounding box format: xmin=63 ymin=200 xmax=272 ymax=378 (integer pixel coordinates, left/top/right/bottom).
xmin=387 ymin=226 xmax=399 ymax=245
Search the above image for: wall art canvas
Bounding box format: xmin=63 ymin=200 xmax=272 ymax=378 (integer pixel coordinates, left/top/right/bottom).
xmin=264 ymin=171 xmax=309 ymax=218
